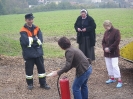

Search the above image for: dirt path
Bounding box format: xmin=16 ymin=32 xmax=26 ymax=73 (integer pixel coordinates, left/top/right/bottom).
xmin=0 ymin=52 xmax=133 ymax=99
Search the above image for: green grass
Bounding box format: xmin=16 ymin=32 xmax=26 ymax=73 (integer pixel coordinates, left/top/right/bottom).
xmin=0 ymin=8 xmax=133 ymax=57
xmin=0 ymin=8 xmax=133 ymax=37
xmin=43 ymin=43 xmax=64 ymax=58
xmin=0 ymin=34 xmax=21 ymax=56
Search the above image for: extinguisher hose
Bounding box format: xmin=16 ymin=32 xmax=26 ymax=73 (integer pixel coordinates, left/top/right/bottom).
xmin=57 ymin=75 xmax=61 ymax=98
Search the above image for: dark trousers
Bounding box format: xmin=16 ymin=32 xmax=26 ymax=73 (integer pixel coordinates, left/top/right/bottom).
xmin=25 ymin=56 xmax=46 ymax=85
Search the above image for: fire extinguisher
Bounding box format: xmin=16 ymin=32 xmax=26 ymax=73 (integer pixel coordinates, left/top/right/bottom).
xmin=57 ymin=75 xmax=71 ymax=99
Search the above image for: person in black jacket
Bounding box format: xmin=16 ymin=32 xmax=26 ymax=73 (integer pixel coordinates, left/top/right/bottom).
xmin=74 ymin=9 xmax=96 ymax=61
xmin=20 ymin=13 xmax=50 ymax=90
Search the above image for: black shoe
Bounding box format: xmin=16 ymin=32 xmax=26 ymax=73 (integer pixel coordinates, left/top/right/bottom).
xmin=27 ymin=84 xmax=34 ymax=90
xmin=40 ymin=83 xmax=50 ymax=90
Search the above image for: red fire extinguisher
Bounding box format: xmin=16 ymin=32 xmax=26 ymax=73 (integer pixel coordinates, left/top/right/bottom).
xmin=57 ymin=76 xmax=71 ymax=99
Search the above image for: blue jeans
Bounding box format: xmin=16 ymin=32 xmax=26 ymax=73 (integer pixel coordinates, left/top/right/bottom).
xmin=72 ymin=66 xmax=92 ymax=99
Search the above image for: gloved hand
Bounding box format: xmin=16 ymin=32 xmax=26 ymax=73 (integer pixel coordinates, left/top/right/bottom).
xmin=28 ymin=37 xmax=33 ymax=47
xmin=37 ymin=39 xmax=42 ymax=46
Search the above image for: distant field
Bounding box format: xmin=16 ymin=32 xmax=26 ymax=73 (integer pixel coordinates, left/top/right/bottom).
xmin=0 ymin=8 xmax=133 ymax=36
xmin=0 ymin=8 xmax=133 ymax=57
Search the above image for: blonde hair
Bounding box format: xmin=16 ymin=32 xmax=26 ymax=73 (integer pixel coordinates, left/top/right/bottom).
xmin=103 ymin=20 xmax=112 ymax=27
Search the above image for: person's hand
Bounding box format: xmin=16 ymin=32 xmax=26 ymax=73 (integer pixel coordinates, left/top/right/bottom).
xmin=105 ymin=47 xmax=110 ymax=53
xmin=37 ymin=39 xmax=42 ymax=45
xmin=77 ymin=28 xmax=82 ymax=32
xmin=51 ymin=71 xmax=58 ymax=77
xmin=82 ymin=28 xmax=86 ymax=32
xmin=35 ymin=36 xmax=38 ymax=39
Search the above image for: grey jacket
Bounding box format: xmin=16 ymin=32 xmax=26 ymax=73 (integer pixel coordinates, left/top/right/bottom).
xmin=57 ymin=46 xmax=90 ymax=77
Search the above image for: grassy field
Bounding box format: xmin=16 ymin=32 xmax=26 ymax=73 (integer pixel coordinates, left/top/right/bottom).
xmin=0 ymin=8 xmax=133 ymax=57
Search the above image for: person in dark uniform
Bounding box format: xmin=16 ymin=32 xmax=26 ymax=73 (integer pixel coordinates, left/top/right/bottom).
xmin=19 ymin=13 xmax=50 ymax=90
xmin=74 ymin=9 xmax=96 ymax=61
